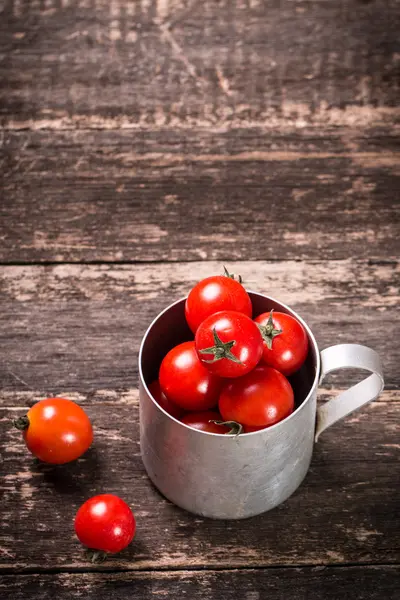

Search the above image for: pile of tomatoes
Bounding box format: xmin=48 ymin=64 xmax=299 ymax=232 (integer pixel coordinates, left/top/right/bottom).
xmin=152 ymin=269 xmax=309 ymax=434
xmin=13 ymin=268 xmax=309 ymax=560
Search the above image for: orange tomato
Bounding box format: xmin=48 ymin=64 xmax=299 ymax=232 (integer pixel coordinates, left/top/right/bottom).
xmin=15 ymin=398 xmax=93 ymax=464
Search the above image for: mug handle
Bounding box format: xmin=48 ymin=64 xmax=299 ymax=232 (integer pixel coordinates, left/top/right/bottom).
xmin=315 ymin=344 xmax=384 ymax=441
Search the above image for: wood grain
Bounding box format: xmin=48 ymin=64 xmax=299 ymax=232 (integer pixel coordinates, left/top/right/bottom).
xmin=1 ymin=567 xmax=400 ymax=599
xmin=0 ymin=260 xmax=398 ymax=391
xmin=1 ymin=0 xmax=399 ymax=129
xmin=1 ymin=391 xmax=399 ymax=571
xmin=1 ymin=130 xmax=399 ymax=263
xmin=1 ymin=0 xmax=399 ymax=593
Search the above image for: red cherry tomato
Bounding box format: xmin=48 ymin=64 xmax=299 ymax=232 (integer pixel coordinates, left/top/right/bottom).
xmin=14 ymin=398 xmax=93 ymax=464
xmin=254 ymin=310 xmax=309 ymax=376
xmin=75 ymin=494 xmax=136 ymax=554
xmin=185 ymin=272 xmax=252 ymax=333
xmin=219 ymin=365 xmax=295 ymax=428
xmin=181 ymin=411 xmax=238 ymax=434
xmin=159 ymin=341 xmax=222 ymax=411
xmin=148 ymin=380 xmax=183 ymax=419
xmin=195 ymin=310 xmax=263 ymax=378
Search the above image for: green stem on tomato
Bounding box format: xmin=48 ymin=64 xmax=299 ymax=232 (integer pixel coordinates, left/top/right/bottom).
xmin=13 ymin=415 xmax=30 ymax=431
xmin=257 ymin=309 xmax=282 ymax=350
xmin=86 ymin=549 xmax=108 ymax=563
xmin=199 ymin=328 xmax=243 ymax=365
xmin=210 ymin=420 xmax=243 ymax=436
xmin=223 ymin=265 xmax=243 ymax=284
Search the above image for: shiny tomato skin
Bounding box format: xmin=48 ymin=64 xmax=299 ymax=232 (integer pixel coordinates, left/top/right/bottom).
xmin=75 ymin=494 xmax=136 ymax=554
xmin=185 ymin=275 xmax=252 ymax=333
xmin=148 ymin=380 xmax=183 ymax=419
xmin=181 ymin=411 xmax=229 ymax=434
xmin=22 ymin=398 xmax=93 ymax=464
xmin=219 ymin=365 xmax=294 ymax=428
xmin=254 ymin=311 xmax=309 ymax=376
xmin=195 ymin=311 xmax=263 ymax=378
xmin=159 ymin=341 xmax=222 ymax=411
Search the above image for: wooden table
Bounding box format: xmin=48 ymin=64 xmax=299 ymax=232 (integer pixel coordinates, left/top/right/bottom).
xmin=1 ymin=1 xmax=399 ymax=598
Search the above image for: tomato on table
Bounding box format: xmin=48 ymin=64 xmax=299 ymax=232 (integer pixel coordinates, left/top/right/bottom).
xmin=195 ymin=310 xmax=263 ymax=378
xmin=75 ymin=494 xmax=136 ymax=555
xmin=181 ymin=411 xmax=242 ymax=434
xmin=185 ymin=268 xmax=252 ymax=333
xmin=148 ymin=380 xmax=183 ymax=419
xmin=219 ymin=365 xmax=295 ymax=428
xmin=254 ymin=310 xmax=309 ymax=376
xmin=159 ymin=341 xmax=222 ymax=411
xmin=14 ymin=397 xmax=93 ymax=464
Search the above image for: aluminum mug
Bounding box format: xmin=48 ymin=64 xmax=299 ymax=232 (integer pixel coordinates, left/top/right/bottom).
xmin=139 ymin=292 xmax=384 ymax=519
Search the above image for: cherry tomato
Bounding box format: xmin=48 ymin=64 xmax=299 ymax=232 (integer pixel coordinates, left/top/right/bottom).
xmin=75 ymin=494 xmax=136 ymax=554
xmin=219 ymin=365 xmax=295 ymax=428
xmin=185 ymin=270 xmax=252 ymax=333
xmin=148 ymin=380 xmax=183 ymax=419
xmin=195 ymin=310 xmax=263 ymax=378
xmin=181 ymin=411 xmax=240 ymax=434
xmin=254 ymin=310 xmax=309 ymax=376
xmin=159 ymin=341 xmax=222 ymax=411
xmin=14 ymin=398 xmax=93 ymax=464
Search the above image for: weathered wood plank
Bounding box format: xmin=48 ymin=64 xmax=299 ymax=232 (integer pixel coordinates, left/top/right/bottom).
xmin=1 ymin=567 xmax=400 ymax=599
xmin=0 ymin=0 xmax=399 ymax=128
xmin=0 ymin=261 xmax=398 ymax=391
xmin=0 ymin=392 xmax=399 ymax=571
xmin=1 ymin=130 xmax=399 ymax=262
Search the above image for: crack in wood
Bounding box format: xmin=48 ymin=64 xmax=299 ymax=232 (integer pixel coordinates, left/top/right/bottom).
xmin=157 ymin=21 xmax=205 ymax=87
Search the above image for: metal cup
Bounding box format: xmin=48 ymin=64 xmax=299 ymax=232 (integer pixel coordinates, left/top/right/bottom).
xmin=139 ymin=292 xmax=384 ymax=519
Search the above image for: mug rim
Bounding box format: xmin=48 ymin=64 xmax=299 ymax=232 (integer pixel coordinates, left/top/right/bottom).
xmin=138 ymin=291 xmax=321 ymax=437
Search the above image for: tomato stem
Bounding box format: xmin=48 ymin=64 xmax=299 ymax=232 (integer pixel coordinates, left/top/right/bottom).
xmin=13 ymin=415 xmax=30 ymax=431
xmin=210 ymin=420 xmax=243 ymax=435
xmin=199 ymin=328 xmax=243 ymax=365
xmin=223 ymin=265 xmax=243 ymax=284
xmin=86 ymin=549 xmax=108 ymax=563
xmin=257 ymin=310 xmax=282 ymax=350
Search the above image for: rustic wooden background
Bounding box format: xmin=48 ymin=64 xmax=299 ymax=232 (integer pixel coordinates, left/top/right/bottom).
xmin=1 ymin=0 xmax=399 ymax=598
